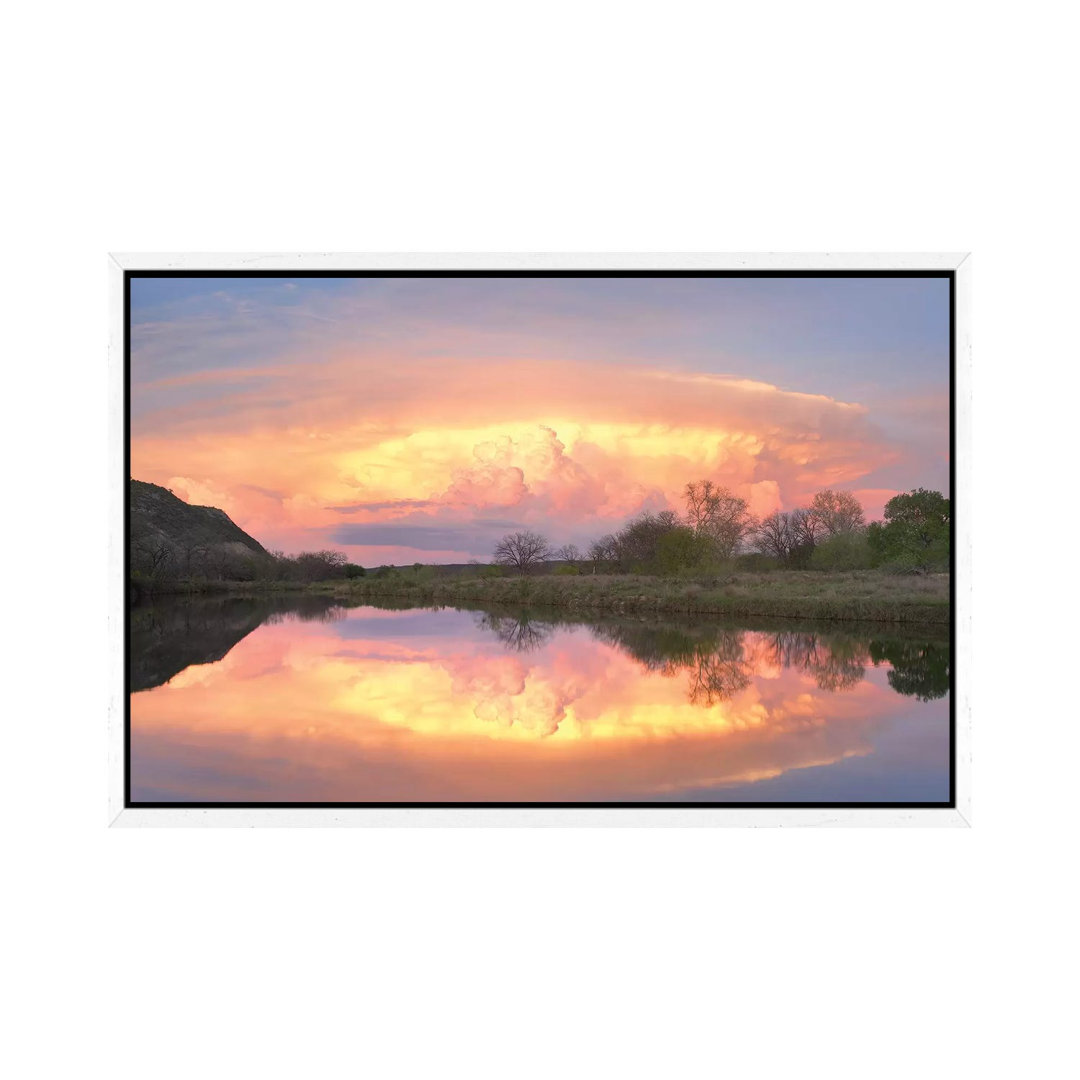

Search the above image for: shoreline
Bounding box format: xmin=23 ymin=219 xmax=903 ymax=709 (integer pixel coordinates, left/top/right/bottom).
xmin=139 ymin=571 xmax=950 ymax=625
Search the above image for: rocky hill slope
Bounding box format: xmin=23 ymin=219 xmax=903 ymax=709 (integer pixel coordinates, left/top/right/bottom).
xmin=129 ymin=479 xmax=270 ymax=577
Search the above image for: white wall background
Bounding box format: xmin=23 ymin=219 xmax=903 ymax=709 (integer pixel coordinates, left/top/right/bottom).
xmin=3 ymin=2 xmax=1075 ymax=1078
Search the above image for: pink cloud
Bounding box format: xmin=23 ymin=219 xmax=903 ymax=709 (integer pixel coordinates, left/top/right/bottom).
xmin=132 ymin=349 xmax=926 ymax=561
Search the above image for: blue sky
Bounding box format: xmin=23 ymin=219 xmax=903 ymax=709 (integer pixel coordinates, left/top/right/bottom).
xmin=131 ymin=274 xmax=950 ymax=400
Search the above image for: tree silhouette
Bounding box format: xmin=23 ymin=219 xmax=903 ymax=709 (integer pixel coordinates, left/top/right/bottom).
xmin=492 ymin=531 xmax=552 ymax=573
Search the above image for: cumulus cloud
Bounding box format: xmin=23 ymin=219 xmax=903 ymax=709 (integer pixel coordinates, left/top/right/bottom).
xmin=445 ymin=654 xmax=575 ymax=737
xmin=130 ymin=281 xmax=945 ymax=561
xmin=443 ymin=437 xmax=528 ymax=508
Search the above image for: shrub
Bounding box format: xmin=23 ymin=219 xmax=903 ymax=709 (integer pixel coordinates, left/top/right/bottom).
xmin=653 ymin=527 xmax=718 ymax=577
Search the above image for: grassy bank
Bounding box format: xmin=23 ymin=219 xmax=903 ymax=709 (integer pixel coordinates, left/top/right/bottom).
xmin=319 ymin=570 xmax=950 ymax=624
xmin=130 ymin=578 xmax=322 ymax=600
xmin=135 ymin=570 xmax=950 ymax=623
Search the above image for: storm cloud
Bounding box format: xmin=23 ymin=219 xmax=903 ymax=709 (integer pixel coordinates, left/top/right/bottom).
xmin=130 ymin=276 xmax=950 ymax=563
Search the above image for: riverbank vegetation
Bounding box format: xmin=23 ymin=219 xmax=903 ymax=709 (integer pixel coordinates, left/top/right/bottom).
xmin=130 ymin=545 xmax=365 ymax=597
xmin=135 ymin=564 xmax=949 ymax=623
xmin=482 ymin=485 xmax=949 ymax=579
xmin=130 ymin=483 xmax=951 ymax=622
xmin=329 ymin=568 xmax=949 ymax=623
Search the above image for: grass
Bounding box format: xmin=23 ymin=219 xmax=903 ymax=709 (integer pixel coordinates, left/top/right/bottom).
xmin=130 ymin=577 xmax=313 ymax=598
xmin=136 ymin=569 xmax=950 ymax=624
xmin=318 ymin=570 xmax=950 ymax=624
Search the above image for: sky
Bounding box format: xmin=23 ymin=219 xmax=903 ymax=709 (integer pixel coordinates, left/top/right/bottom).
xmin=130 ymin=274 xmax=951 ymax=565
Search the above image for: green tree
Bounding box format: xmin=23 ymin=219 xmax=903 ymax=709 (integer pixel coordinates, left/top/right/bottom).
xmin=868 ymin=489 xmax=950 ymax=570
xmin=654 ymin=526 xmax=716 ymax=576
xmin=610 ymin=511 xmax=683 ymax=572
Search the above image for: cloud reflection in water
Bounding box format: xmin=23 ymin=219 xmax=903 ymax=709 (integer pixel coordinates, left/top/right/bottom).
xmin=130 ymin=599 xmax=950 ymax=803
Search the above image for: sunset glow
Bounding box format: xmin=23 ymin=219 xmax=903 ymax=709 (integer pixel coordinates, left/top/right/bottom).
xmin=130 ymin=276 xmax=950 ymax=563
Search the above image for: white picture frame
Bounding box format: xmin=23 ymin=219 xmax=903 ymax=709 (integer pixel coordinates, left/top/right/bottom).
xmin=108 ymin=252 xmax=971 ymax=827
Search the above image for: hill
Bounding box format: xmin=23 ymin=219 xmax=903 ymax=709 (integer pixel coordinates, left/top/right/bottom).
xmin=129 ymin=479 xmax=270 ymax=580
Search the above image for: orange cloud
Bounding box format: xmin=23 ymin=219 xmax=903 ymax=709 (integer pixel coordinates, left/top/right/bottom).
xmin=132 ymin=349 xmax=906 ymax=559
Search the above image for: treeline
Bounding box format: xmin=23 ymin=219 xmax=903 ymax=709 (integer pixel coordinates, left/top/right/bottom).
xmin=131 ymin=481 xmax=950 ymax=592
xmin=130 ymin=542 xmax=365 ymax=588
xmin=264 ymin=550 xmax=367 ymax=582
xmin=492 ymin=483 xmax=950 ymax=576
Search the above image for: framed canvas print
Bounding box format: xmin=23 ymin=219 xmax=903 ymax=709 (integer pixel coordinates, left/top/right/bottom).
xmin=108 ymin=253 xmax=970 ymax=826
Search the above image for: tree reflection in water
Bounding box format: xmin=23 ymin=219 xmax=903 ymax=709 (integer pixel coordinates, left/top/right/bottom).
xmin=474 ymin=611 xmax=557 ymax=652
xmin=761 ymin=631 xmax=868 ymax=692
xmin=473 ymin=610 xmax=950 ymax=706
xmin=869 ymin=639 xmax=950 ymax=700
xmin=683 ymin=634 xmax=752 ymax=705
xmin=130 ymin=595 xmax=950 ymax=706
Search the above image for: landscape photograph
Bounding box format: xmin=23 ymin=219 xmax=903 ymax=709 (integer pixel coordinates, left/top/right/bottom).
xmin=127 ymin=272 xmax=953 ymax=806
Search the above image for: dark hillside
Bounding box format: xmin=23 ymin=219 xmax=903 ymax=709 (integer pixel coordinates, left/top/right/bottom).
xmin=130 ymin=479 xmax=271 ymax=582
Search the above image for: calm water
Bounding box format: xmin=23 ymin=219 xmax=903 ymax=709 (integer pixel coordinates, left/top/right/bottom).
xmin=129 ymin=595 xmax=951 ymax=804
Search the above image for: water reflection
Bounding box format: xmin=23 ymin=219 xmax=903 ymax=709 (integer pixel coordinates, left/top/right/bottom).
xmin=129 ymin=596 xmax=951 ymax=803
xmin=868 ymin=639 xmax=949 ymax=701
xmin=475 ymin=611 xmax=557 ymax=654
xmin=130 ymin=594 xmax=347 ymax=692
xmin=474 ymin=609 xmax=949 ymax=705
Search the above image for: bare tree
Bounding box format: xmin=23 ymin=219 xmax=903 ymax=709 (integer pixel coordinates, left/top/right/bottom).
xmin=133 ymin=537 xmax=174 ymax=578
xmin=587 ymin=534 xmax=618 ymax=573
xmin=790 ymin=507 xmax=823 ymax=550
xmin=556 ymin=543 xmax=581 ymax=569
xmin=492 ymin=530 xmax=552 ymax=573
xmin=180 ymin=539 xmax=210 ymax=577
xmin=683 ymin=480 xmax=755 ymax=558
xmin=754 ymin=511 xmax=797 ymax=562
xmin=294 ymin=550 xmax=349 ymax=582
xmin=755 ymin=508 xmax=819 ymax=566
xmin=809 ymin=489 xmax=866 ymax=537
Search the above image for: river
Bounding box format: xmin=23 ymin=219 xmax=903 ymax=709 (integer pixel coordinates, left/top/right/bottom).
xmin=129 ymin=594 xmax=951 ymax=804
